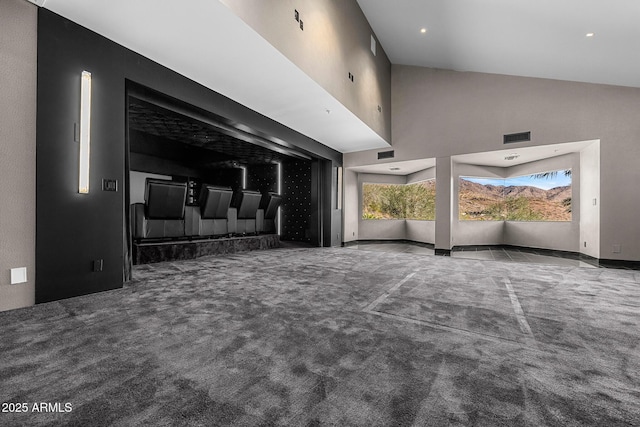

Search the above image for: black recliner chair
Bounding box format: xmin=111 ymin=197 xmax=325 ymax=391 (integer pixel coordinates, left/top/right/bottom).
xmin=259 ymin=192 xmax=282 ymax=233
xmin=131 ymin=178 xmax=188 ymax=240
xmin=193 ymin=185 xmax=234 ymax=237
xmin=231 ymin=189 xmax=262 ymax=235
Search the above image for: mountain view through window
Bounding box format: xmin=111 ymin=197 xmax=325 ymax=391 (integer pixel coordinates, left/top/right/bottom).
xmin=459 ymin=170 xmax=572 ymax=221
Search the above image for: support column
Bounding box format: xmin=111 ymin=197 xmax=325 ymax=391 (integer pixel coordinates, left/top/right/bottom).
xmin=435 ymin=156 xmax=452 ymax=255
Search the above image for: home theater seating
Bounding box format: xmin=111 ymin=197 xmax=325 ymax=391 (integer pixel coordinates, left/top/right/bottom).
xmin=232 ymin=189 xmax=262 ymax=235
xmin=189 ymin=184 xmax=236 ymax=237
xmin=131 ymin=179 xmax=189 ymax=240
xmin=131 ymin=178 xmax=282 ymax=242
xmin=260 ymin=192 xmax=282 ymax=233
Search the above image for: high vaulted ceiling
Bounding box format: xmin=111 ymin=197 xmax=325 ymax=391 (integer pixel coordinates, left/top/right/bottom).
xmin=28 ymin=0 xmax=640 ymax=158
xmin=357 ymin=0 xmax=640 ymax=88
xmin=30 ymin=0 xmax=390 ymax=154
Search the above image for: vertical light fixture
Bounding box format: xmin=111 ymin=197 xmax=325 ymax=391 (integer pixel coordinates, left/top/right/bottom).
xmin=240 ymin=166 xmax=247 ymax=189
xmin=277 ymin=162 xmax=282 ymax=235
xmin=78 ymin=70 xmax=92 ymax=194
xmin=337 ymin=167 xmax=343 ymax=210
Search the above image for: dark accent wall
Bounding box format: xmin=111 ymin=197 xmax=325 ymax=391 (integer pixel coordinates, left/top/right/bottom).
xmin=328 ymin=162 xmax=343 ymax=247
xmin=246 ymin=164 xmax=278 ymax=193
xmin=205 ymin=168 xmax=244 ymax=191
xmin=36 ymin=9 xmax=341 ymax=303
xmin=129 ymin=130 xmax=245 ymax=188
xmin=281 ymin=160 xmax=314 ymax=243
xmin=36 ymin=11 xmax=125 ymax=303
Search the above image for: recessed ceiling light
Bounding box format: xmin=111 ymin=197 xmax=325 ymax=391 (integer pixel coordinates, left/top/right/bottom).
xmin=389 ymin=167 xmax=401 ymax=171
xmin=586 ymin=32 xmax=595 ymax=37
xmin=504 ymin=154 xmax=520 ymax=161
xmin=420 ymin=28 xmax=427 ymax=34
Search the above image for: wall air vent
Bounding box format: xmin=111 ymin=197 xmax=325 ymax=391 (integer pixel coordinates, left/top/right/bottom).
xmin=504 ymin=131 xmax=531 ymax=144
xmin=377 ymin=150 xmax=394 ymax=160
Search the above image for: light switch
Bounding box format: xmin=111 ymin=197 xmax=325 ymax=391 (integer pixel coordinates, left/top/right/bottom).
xmin=10 ymin=267 xmax=27 ymax=285
xmin=102 ymin=179 xmax=118 ymax=192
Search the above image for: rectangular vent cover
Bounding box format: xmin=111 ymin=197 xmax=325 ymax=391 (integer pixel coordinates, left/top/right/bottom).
xmin=504 ymin=131 xmax=531 ymax=144
xmin=378 ymin=150 xmax=394 ymax=159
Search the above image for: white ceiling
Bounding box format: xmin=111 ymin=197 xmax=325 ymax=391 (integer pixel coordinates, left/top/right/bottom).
xmin=349 ymin=140 xmax=597 ymax=176
xmin=452 ymin=140 xmax=598 ymax=168
xmin=357 ymin=0 xmax=640 ymax=88
xmin=28 ymin=0 xmax=638 ymax=160
xmin=349 ymin=158 xmax=436 ymax=175
xmin=32 ymin=0 xmax=390 ymax=154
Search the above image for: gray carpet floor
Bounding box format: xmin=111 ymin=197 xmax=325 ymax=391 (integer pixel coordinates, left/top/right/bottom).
xmin=1 ymin=247 xmax=639 ymax=426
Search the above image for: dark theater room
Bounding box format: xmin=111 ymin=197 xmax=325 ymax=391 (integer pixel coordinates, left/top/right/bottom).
xmin=1 ymin=0 xmax=639 ymax=425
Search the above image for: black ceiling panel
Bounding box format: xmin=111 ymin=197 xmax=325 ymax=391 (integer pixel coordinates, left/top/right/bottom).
xmin=129 ymin=98 xmax=283 ymax=166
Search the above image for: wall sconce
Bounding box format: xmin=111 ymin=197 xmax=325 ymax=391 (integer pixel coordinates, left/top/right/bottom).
xmin=240 ymin=166 xmax=247 ymax=189
xmin=79 ymin=70 xmax=92 ymax=194
xmin=277 ymin=162 xmax=282 ymax=235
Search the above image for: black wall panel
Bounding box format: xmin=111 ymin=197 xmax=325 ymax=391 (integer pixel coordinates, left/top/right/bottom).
xmin=281 ymin=160 xmax=314 ymax=243
xmin=36 ymin=12 xmax=125 ymax=303
xmin=129 ymin=130 xmax=241 ymax=184
xmin=247 ymin=164 xmax=278 ymax=194
xmin=36 ymin=10 xmax=341 ymax=303
xmin=204 ymin=168 xmax=244 ymax=191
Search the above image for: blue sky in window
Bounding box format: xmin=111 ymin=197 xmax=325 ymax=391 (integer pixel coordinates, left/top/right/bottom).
xmin=463 ymin=169 xmax=572 ymax=190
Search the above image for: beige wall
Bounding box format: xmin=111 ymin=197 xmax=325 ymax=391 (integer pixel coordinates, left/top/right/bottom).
xmin=0 ymin=0 xmax=37 ymax=311
xmin=406 ymin=166 xmax=436 ymax=244
xmin=219 ymin=0 xmax=391 ymax=143
xmin=343 ymin=168 xmax=359 ymax=241
xmin=407 ymin=166 xmax=435 ymax=184
xmin=406 ymin=220 xmax=435 ymax=244
xmin=580 ymin=142 xmax=601 ymax=258
xmin=345 ymin=65 xmax=640 ymax=261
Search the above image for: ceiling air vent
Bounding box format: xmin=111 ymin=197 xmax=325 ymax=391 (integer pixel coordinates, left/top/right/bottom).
xmin=377 ymin=150 xmax=394 ymax=160
xmin=504 ymin=131 xmax=531 ymax=144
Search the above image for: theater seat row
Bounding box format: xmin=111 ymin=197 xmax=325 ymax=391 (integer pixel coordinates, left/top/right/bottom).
xmin=131 ymin=178 xmax=282 ymax=241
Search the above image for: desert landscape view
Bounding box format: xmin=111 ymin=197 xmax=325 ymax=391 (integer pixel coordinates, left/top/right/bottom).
xmin=362 ymin=180 xmax=436 ymax=220
xmin=362 ymin=172 xmax=571 ymax=222
xmin=459 ymin=178 xmax=572 ymax=221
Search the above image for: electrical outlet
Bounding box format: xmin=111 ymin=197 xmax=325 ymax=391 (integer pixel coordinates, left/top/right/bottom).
xmin=10 ymin=267 xmax=27 ymax=285
xmin=93 ymin=259 xmax=104 ymax=272
xmin=294 ymin=9 xmax=299 ymax=22
xmin=299 ymin=20 xmax=303 ymax=30
xmin=584 ymin=241 xmax=587 ymax=247
xmin=612 ymin=244 xmax=621 ymax=253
